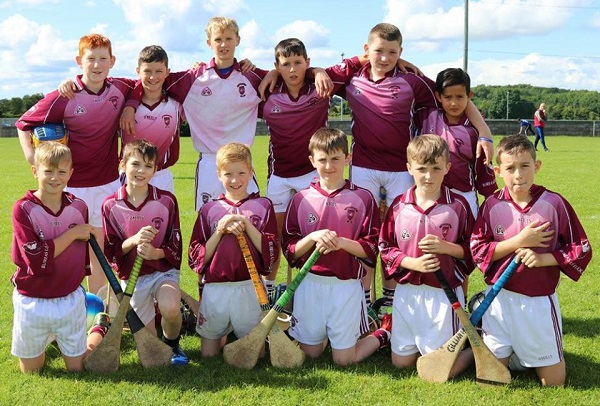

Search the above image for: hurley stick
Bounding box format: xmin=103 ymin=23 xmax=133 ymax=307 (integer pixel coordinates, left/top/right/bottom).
xmin=417 ymin=257 xmax=520 ymax=383
xmin=235 ymin=233 xmax=305 ymax=369
xmin=84 ymin=252 xmax=143 ymax=372
xmin=434 ymin=270 xmax=511 ymax=387
xmin=223 ymin=249 xmax=321 ymax=369
xmin=88 ymin=235 xmax=172 ymax=368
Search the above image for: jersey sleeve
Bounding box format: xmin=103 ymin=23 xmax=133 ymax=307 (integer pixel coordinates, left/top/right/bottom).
xmin=551 ymin=196 xmax=592 ymax=281
xmin=16 ymin=91 xmax=69 ymax=130
xmin=188 ymin=208 xmax=212 ymax=275
xmin=378 ymin=201 xmax=409 ymax=280
xmin=356 ymin=191 xmax=380 ymax=267
xmin=160 ymin=195 xmax=183 ymax=270
xmin=469 ymin=196 xmax=500 ymax=273
xmin=102 ymin=198 xmax=127 ymax=272
xmin=474 ymin=154 xmax=498 ymax=197
xmin=281 ymin=195 xmax=304 ymax=268
xmin=256 ymin=202 xmax=279 ymax=274
xmin=11 ymin=201 xmax=56 ymax=276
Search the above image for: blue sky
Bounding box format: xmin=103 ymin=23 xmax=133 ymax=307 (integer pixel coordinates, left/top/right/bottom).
xmin=1 ymin=0 xmax=599 ymax=99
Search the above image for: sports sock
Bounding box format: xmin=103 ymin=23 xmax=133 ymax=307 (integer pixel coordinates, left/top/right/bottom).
xmin=265 ymin=280 xmax=275 ymax=298
xmin=382 ymin=287 xmax=395 ymax=307
xmin=364 ymin=289 xmax=371 ymax=306
xmin=162 ymin=335 xmax=180 ymax=349
xmin=371 ymin=328 xmax=390 ymax=347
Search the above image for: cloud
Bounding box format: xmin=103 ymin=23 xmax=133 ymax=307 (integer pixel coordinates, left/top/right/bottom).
xmin=201 ymin=0 xmax=247 ymax=15
xmin=273 ymin=20 xmax=330 ymax=48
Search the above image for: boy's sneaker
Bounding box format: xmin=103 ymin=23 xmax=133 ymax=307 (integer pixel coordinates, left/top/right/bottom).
xmin=88 ymin=312 xmax=111 ymax=336
xmin=171 ymin=345 xmax=189 ymax=366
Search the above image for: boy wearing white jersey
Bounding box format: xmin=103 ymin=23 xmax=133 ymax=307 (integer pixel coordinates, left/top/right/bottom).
xmin=379 ymin=134 xmax=475 ymax=373
xmin=11 ymin=143 xmax=107 ymax=373
xmin=282 ymin=128 xmax=391 ymax=366
xmin=471 ymin=134 xmax=592 ymax=386
xmin=102 ymin=140 xmax=187 ymax=366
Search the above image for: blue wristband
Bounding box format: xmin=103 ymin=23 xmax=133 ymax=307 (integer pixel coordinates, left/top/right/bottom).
xmin=478 ymin=137 xmax=494 ymax=143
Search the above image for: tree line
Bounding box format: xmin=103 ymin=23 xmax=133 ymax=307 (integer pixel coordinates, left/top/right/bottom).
xmin=2 ymin=84 xmax=599 ymax=121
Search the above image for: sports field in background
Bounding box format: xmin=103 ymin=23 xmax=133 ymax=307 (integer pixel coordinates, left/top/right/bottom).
xmin=0 ymin=135 xmax=598 ymax=405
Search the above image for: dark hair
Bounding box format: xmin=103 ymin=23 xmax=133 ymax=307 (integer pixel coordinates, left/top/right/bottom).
xmin=309 ymin=128 xmax=349 ymax=156
xmin=368 ymin=23 xmax=402 ymax=45
xmin=121 ymin=139 xmax=159 ymax=165
xmin=138 ymin=45 xmax=169 ymax=67
xmin=274 ymin=38 xmax=308 ymax=62
xmin=496 ymin=134 xmax=536 ymax=164
xmin=436 ymin=68 xmax=471 ymax=94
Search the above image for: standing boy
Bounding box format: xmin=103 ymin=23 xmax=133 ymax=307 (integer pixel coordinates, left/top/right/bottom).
xmin=379 ymin=134 xmax=475 ymax=373
xmin=417 ymin=68 xmax=497 ymax=217
xmin=123 ymin=17 xmax=267 ymax=210
xmin=188 ymin=142 xmax=278 ymax=358
xmin=533 ymin=103 xmax=548 ymax=151
xmin=335 ymin=23 xmax=494 ymax=310
xmin=102 ymin=140 xmax=187 ymax=366
xmin=16 ymin=33 xmax=137 ymax=294
xmin=11 ymin=142 xmax=108 ymax=373
xmin=471 ymin=134 xmax=592 ymax=386
xmin=282 ymin=128 xmax=391 ymax=366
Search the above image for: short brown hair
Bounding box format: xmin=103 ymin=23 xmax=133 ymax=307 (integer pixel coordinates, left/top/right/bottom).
xmin=407 ymin=134 xmax=449 ymax=165
xmin=274 ymin=38 xmax=308 ymax=62
xmin=121 ymin=139 xmax=159 ymax=166
xmin=34 ymin=141 xmax=72 ymax=168
xmin=138 ymin=45 xmax=168 ymax=67
xmin=496 ymin=134 xmax=536 ymax=164
xmin=78 ymin=33 xmax=112 ymax=58
xmin=368 ymin=23 xmax=402 ymax=46
xmin=308 ymin=127 xmax=349 ymax=156
xmin=216 ymin=142 xmax=253 ymax=171
xmin=205 ymin=17 xmax=239 ymax=38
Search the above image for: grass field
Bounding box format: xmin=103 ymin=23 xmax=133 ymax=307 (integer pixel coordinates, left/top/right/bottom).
xmin=0 ymin=135 xmax=598 ymax=405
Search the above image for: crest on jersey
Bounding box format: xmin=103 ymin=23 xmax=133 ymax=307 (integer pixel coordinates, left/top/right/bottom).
xmin=400 ymin=229 xmax=412 ymax=240
xmin=250 ymin=215 xmax=261 ymax=228
xmin=494 ymin=224 xmax=506 ymax=235
xmin=440 ymin=223 xmax=452 ymax=240
xmin=201 ymin=192 xmax=211 ymax=204
xmin=307 ymin=212 xmax=318 ymax=224
xmin=353 ymin=87 xmax=362 ymax=96
xmin=75 ymin=105 xmax=86 ymax=115
xmin=23 ymin=241 xmax=42 ymax=255
xmin=307 ymin=97 xmax=319 ymax=107
xmin=345 ymin=206 xmax=358 ymax=223
xmin=152 ymin=217 xmax=164 ymax=230
xmin=271 ymin=106 xmax=281 ymax=114
xmin=109 ymin=96 xmax=119 ymax=110
xmin=389 ymin=85 xmax=401 ymax=99
xmin=162 ymin=114 xmax=172 ymax=128
xmin=237 ymin=83 xmax=247 ymax=97
xmin=201 ymin=87 xmax=212 ymax=96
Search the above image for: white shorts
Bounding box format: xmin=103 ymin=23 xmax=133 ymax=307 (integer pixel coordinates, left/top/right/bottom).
xmin=66 ymin=179 xmax=120 ymax=227
xmin=288 ymin=273 xmax=369 ymax=350
xmin=350 ymin=166 xmax=414 ymax=207
xmin=391 ymin=283 xmax=463 ymax=357
xmin=195 ymin=153 xmax=259 ymax=210
xmin=450 ymin=189 xmax=478 ymax=218
xmin=196 ymin=280 xmax=262 ymax=340
xmin=266 ymin=171 xmax=317 ymax=213
xmin=482 ymin=289 xmax=563 ymax=368
xmin=121 ymin=269 xmax=180 ymax=325
xmin=11 ymin=287 xmax=87 ymax=359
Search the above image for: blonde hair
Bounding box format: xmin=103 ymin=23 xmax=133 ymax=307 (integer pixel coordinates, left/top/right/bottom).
xmin=205 ymin=17 xmax=239 ymax=38
xmin=34 ymin=142 xmax=72 ymax=168
xmin=216 ymin=142 xmax=253 ymax=171
xmin=407 ymin=134 xmax=449 ymax=165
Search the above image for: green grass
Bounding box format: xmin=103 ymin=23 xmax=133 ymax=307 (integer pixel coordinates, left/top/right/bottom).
xmin=0 ymin=135 xmax=598 ymax=405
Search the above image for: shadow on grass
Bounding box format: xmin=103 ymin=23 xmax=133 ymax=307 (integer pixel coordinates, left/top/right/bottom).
xmin=563 ymin=316 xmax=600 ymax=338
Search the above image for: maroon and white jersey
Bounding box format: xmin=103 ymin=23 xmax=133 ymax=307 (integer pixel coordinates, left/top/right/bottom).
xmin=336 ymin=62 xmax=438 ymax=172
xmin=262 ymin=57 xmax=361 ymax=178
xmin=282 ymin=180 xmax=380 ymax=280
xmin=11 ymin=191 xmax=90 ymax=298
xmin=127 ymin=59 xmax=266 ymax=154
xmin=471 ymin=185 xmax=592 ymax=296
xmin=121 ymin=94 xmax=182 ymax=171
xmin=102 ymin=185 xmax=182 ymax=279
xmin=379 ymin=185 xmax=475 ymax=289
xmin=417 ymin=109 xmax=497 ymax=196
xmin=16 ymin=75 xmax=136 ymax=187
xmin=188 ymin=193 xmax=278 ymax=282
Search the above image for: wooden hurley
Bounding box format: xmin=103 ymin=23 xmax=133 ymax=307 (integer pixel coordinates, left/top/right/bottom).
xmin=223 ymin=249 xmax=321 ymax=369
xmin=433 ymin=270 xmax=511 ymax=387
xmin=84 ymin=253 xmax=143 ymax=373
xmin=417 ymin=257 xmax=520 ymax=384
xmin=235 ymin=233 xmax=305 ymax=369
